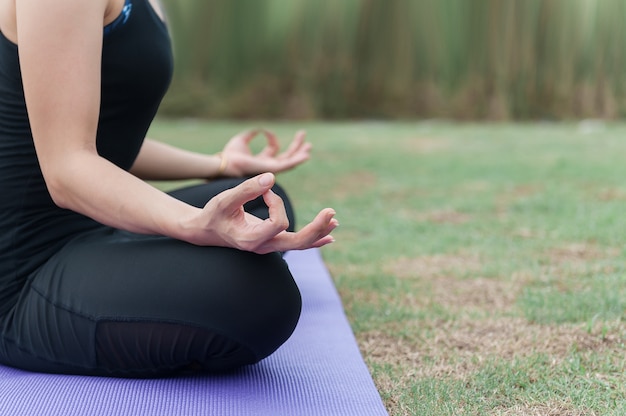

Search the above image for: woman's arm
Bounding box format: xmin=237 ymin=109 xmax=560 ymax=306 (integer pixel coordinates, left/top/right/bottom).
xmin=131 ymin=130 xmax=313 ymax=181
xmin=130 ymin=138 xmax=223 ymax=180
xmin=17 ymin=0 xmax=337 ymax=253
xmin=18 ymin=0 xmax=195 ymax=238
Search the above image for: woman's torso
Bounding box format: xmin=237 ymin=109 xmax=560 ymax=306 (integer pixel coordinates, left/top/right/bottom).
xmin=0 ymin=0 xmax=173 ymax=316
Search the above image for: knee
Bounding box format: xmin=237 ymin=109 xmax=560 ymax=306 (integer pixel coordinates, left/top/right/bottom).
xmin=243 ymin=254 xmax=302 ymax=361
xmin=192 ymin=251 xmax=301 ymax=366
xmin=93 ymin=253 xmax=302 ymax=375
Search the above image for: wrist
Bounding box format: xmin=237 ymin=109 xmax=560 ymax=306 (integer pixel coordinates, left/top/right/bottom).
xmin=204 ymin=152 xmax=230 ymax=180
xmin=172 ymin=204 xmax=229 ymax=247
xmin=167 ymin=204 xmax=204 ymax=245
xmin=215 ymin=152 xmax=228 ymax=178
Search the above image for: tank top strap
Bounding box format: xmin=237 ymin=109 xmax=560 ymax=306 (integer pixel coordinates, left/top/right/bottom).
xmin=104 ymin=0 xmax=133 ymax=36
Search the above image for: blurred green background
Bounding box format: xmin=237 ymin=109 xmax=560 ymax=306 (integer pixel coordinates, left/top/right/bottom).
xmin=160 ymin=0 xmax=626 ymax=121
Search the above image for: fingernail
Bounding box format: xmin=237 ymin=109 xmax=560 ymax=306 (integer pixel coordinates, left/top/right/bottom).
xmin=258 ymin=173 xmax=274 ymax=187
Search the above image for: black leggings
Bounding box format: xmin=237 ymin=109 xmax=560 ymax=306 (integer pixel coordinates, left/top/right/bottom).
xmin=0 ymin=179 xmax=301 ymax=377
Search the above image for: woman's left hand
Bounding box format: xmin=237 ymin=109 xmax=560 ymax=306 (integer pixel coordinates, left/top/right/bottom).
xmin=220 ymin=130 xmax=312 ymax=177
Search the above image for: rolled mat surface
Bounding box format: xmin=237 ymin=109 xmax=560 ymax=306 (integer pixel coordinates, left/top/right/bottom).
xmin=0 ymin=249 xmax=388 ymax=416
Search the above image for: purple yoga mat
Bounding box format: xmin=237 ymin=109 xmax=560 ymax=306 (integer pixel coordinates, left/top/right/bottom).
xmin=0 ymin=249 xmax=388 ymax=416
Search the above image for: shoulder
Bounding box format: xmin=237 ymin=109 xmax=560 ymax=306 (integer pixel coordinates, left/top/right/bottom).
xmin=10 ymin=0 xmax=114 ymax=44
xmin=0 ymin=0 xmax=17 ymax=42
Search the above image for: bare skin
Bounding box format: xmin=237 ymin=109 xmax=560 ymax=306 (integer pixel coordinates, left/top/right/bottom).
xmin=0 ymin=0 xmax=337 ymax=254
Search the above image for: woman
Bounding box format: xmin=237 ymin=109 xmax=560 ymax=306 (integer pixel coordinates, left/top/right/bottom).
xmin=0 ymin=0 xmax=337 ymax=376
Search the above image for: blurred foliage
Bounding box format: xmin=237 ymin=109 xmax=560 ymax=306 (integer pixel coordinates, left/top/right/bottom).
xmin=159 ymin=0 xmax=626 ymax=120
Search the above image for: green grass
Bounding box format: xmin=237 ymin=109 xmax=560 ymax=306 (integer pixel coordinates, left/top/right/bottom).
xmin=148 ymin=119 xmax=626 ymax=415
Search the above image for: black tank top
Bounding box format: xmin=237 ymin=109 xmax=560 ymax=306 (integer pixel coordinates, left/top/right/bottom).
xmin=0 ymin=0 xmax=173 ymax=315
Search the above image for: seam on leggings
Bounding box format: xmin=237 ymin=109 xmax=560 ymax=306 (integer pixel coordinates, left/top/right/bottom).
xmin=28 ymin=282 xmax=100 ymax=321
xmin=0 ymin=332 xmax=99 ymax=372
xmin=0 ymin=284 xmax=99 ymax=370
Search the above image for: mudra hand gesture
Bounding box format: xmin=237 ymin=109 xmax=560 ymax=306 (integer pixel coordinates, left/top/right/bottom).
xmin=190 ymin=172 xmax=337 ymax=254
xmin=219 ymin=130 xmax=312 ymax=177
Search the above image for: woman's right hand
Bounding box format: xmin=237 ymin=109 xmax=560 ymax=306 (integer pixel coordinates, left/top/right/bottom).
xmin=183 ymin=173 xmax=338 ymax=254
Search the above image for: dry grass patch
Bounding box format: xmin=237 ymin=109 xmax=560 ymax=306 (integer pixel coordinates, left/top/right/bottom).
xmin=492 ymin=401 xmax=597 ymax=416
xmin=596 ymin=187 xmax=626 ymax=201
xmin=327 ymin=261 xmax=379 ymax=281
xmin=430 ymin=276 xmax=522 ymax=313
xmin=360 ymin=317 xmax=624 ymax=380
xmin=384 ymin=253 xmax=482 ymax=280
xmin=540 ymin=242 xmax=621 ymax=283
xmin=547 ymin=243 xmax=620 ymax=265
xmin=496 ymin=184 xmax=541 ymax=217
xmin=381 ymin=253 xmax=516 ymax=313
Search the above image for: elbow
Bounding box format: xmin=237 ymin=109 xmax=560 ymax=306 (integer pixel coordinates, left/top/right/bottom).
xmin=38 ymin=149 xmax=95 ymax=210
xmin=42 ymin=172 xmax=73 ymax=210
xmin=36 ymin=147 xmax=98 ymax=210
xmin=46 ymin=181 xmax=71 ymax=209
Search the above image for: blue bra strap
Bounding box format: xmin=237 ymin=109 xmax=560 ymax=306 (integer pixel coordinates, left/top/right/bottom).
xmin=104 ymin=0 xmax=133 ymax=36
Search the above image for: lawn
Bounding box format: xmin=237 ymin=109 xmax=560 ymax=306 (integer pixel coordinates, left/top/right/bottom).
xmin=149 ymin=119 xmax=626 ymax=415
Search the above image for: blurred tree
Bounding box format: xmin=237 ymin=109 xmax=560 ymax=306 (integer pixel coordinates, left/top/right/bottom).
xmin=159 ymin=0 xmax=626 ymax=120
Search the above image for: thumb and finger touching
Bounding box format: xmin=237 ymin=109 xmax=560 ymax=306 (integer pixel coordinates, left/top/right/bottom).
xmin=259 ymin=129 xmax=280 ymax=158
xmin=216 ymin=173 xmax=275 ymax=211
